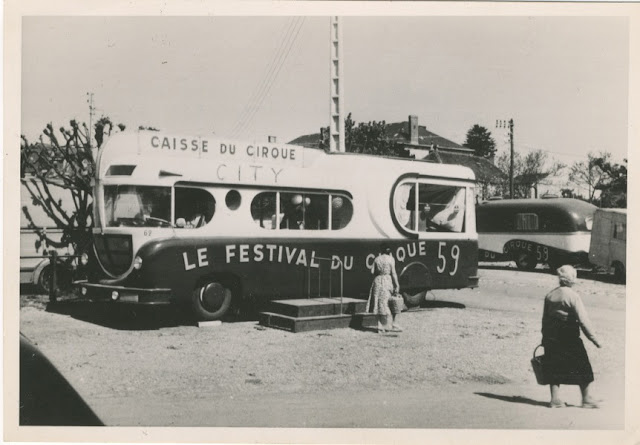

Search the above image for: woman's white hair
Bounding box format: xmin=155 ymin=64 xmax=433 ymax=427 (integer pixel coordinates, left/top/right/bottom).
xmin=557 ymin=265 xmax=577 ymax=287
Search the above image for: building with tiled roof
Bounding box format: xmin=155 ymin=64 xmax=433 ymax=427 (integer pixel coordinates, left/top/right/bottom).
xmin=289 ymin=115 xmax=506 ymax=200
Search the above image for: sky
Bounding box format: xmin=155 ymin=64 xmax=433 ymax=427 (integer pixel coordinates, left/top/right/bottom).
xmin=21 ymin=15 xmax=629 ymax=170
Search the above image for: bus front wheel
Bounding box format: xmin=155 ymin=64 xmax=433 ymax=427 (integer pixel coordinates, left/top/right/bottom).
xmin=514 ymin=253 xmax=537 ymax=271
xmin=192 ymin=282 xmax=233 ymax=321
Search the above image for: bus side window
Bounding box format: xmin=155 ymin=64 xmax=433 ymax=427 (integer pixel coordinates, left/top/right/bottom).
xmin=174 ymin=187 xmax=216 ymax=229
xmin=252 ymin=191 xmax=351 ymax=231
xmin=394 ymin=183 xmax=416 ymax=231
xmin=330 ymin=195 xmax=352 ymax=230
xmin=251 ymin=192 xmax=277 ymax=229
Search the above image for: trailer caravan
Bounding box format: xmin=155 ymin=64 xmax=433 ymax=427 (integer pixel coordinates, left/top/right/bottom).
xmin=588 ymin=208 xmax=626 ymax=282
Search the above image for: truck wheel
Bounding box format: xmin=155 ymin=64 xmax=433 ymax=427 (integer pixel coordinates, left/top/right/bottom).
xmin=36 ymin=265 xmax=71 ymax=294
xmin=613 ymin=262 xmax=626 ymax=283
xmin=37 ymin=265 xmax=52 ymax=294
xmin=192 ymin=281 xmax=233 ymax=321
xmin=514 ymin=253 xmax=537 ymax=271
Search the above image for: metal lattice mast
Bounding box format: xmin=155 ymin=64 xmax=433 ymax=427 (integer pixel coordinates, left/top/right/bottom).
xmin=329 ymin=17 xmax=345 ymax=152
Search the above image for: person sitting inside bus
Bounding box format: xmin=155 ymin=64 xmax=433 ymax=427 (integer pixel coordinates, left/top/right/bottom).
xmin=186 ymin=200 xmax=215 ymax=228
xmin=281 ymin=194 xmax=308 ymax=230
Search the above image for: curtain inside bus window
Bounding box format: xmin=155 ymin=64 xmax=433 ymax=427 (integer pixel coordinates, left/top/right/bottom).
xmin=174 ymin=187 xmax=216 ymax=229
xmin=251 ymin=192 xmax=277 ymax=229
xmin=104 ymin=185 xmax=171 ymax=227
xmin=395 ymin=182 xmax=416 ymax=231
xmin=330 ymin=195 xmax=353 ymax=230
xmin=416 ymin=184 xmax=466 ymax=233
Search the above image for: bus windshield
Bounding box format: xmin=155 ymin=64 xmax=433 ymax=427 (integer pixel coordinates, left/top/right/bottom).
xmin=104 ymin=185 xmax=172 ymax=227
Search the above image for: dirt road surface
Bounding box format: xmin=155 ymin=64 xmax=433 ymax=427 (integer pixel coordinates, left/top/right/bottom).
xmin=18 ymin=266 xmax=627 ymax=432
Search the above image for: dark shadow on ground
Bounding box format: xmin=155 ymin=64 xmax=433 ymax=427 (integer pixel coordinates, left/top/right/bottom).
xmin=475 ymin=392 xmax=555 ymax=408
xmin=44 ymin=300 xmax=188 ymax=331
xmin=479 ymin=264 xmax=624 ymax=284
xmin=416 ymin=300 xmax=466 ymax=310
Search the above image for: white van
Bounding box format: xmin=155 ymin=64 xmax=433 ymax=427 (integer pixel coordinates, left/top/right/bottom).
xmin=588 ymin=208 xmax=626 ymax=282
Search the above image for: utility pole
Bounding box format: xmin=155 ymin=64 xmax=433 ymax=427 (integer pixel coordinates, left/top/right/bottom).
xmin=87 ymin=92 xmax=95 ymax=147
xmin=329 ymin=16 xmax=345 ymax=152
xmin=496 ymin=119 xmax=515 ymax=198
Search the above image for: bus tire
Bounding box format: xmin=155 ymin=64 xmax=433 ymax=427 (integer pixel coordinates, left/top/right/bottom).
xmin=514 ymin=253 xmax=537 ymax=271
xmin=36 ymin=265 xmax=72 ymax=294
xmin=191 ymin=281 xmax=233 ymax=321
xmin=613 ymin=262 xmax=626 ymax=283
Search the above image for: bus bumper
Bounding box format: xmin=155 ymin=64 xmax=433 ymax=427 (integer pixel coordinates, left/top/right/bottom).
xmin=74 ymin=280 xmax=172 ymax=305
xmin=467 ymin=275 xmax=480 ymax=288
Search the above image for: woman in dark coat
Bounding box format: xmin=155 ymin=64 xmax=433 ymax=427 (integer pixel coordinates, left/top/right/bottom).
xmin=542 ymin=265 xmax=602 ymax=408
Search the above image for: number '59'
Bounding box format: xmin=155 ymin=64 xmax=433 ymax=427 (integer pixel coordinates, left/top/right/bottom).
xmin=437 ymin=242 xmax=460 ymax=276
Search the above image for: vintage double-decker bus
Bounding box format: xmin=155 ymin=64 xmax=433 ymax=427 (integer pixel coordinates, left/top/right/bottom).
xmin=76 ymin=130 xmax=479 ymax=321
xmin=476 ymin=198 xmax=597 ymax=271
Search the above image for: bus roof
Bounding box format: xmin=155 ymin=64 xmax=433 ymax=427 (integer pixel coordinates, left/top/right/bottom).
xmin=96 ymin=130 xmax=477 ymax=183
xmin=477 ymin=198 xmax=597 ymax=215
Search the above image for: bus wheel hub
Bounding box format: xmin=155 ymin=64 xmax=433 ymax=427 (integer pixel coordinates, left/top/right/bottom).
xmin=200 ymin=283 xmax=227 ymax=311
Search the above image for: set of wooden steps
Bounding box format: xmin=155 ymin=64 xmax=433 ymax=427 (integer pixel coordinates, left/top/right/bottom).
xmin=258 ymin=297 xmax=377 ymax=333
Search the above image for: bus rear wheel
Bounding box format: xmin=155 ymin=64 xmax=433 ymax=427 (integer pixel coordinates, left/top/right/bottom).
xmin=192 ymin=282 xmax=233 ymax=321
xmin=514 ymin=253 xmax=537 ymax=271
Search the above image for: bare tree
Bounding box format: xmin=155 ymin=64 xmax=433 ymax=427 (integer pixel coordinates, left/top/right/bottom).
xmin=21 ymin=117 xmax=125 ymax=281
xmin=496 ymin=149 xmax=564 ymax=198
xmin=569 ymin=152 xmax=611 ymax=203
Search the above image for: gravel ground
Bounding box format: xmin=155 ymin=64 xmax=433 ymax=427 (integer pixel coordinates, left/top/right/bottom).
xmin=18 ymin=266 xmax=626 ymax=428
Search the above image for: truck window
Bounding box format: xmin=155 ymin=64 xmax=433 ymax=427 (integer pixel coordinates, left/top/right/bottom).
xmin=516 ymin=213 xmax=539 ymax=231
xmin=614 ymin=222 xmax=626 ymax=241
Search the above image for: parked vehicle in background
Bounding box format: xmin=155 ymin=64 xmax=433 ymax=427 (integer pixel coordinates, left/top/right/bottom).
xmin=20 ymin=178 xmax=75 ymax=292
xmin=76 ymin=130 xmax=480 ymax=322
xmin=589 ymin=208 xmax=626 ymax=282
xmin=476 ymin=198 xmax=597 ymax=271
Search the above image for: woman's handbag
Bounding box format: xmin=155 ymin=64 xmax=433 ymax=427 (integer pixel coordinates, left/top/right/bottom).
xmin=531 ymin=344 xmax=546 ymax=385
xmin=388 ymin=293 xmax=405 ymax=315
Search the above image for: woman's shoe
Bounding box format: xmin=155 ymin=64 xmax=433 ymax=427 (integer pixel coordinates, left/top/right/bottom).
xmin=549 ymin=400 xmax=566 ymax=408
xmin=391 ymin=325 xmax=403 ymax=332
xmin=581 ymin=401 xmax=600 ymax=409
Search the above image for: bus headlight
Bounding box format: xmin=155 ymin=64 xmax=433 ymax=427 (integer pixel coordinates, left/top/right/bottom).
xmin=81 ymin=287 xmax=88 ymax=295
xmin=133 ymin=256 xmax=143 ymax=270
xmin=80 ymin=253 xmax=89 ymax=265
xmin=111 ymin=291 xmax=119 ymax=301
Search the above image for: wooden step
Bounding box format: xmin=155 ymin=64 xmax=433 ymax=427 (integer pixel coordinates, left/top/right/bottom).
xmin=267 ymin=297 xmax=367 ymax=318
xmin=258 ymin=311 xmax=378 ymax=333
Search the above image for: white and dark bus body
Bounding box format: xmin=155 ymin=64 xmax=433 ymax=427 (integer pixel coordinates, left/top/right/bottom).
xmin=77 ymin=131 xmax=479 ymax=321
xmin=476 ymin=198 xmax=597 ymax=271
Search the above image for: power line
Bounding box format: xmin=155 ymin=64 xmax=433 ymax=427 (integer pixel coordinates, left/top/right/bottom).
xmin=231 ymin=17 xmax=305 ymax=139
xmin=229 ymin=18 xmax=298 ymax=137
xmin=234 ymin=17 xmax=305 ymax=138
